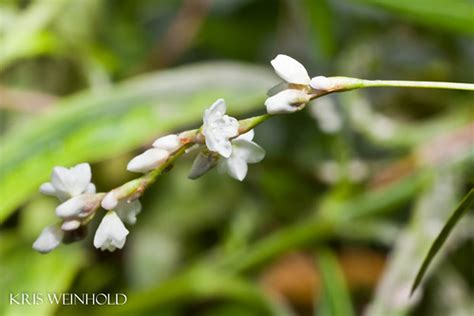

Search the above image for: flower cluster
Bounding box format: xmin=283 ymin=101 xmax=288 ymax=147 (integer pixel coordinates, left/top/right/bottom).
xmin=126 ymin=98 xmax=265 ymax=182
xmin=33 ymin=163 xmax=141 ymax=253
xmin=264 ymin=54 xmax=332 ymax=114
xmin=33 ymin=54 xmax=323 ymax=254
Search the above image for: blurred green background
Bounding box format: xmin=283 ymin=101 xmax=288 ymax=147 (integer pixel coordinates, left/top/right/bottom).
xmin=0 ymin=0 xmax=473 ymax=315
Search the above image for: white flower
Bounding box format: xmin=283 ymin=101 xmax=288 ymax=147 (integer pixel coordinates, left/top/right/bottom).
xmin=265 ymin=89 xmax=310 ymax=114
xmin=33 ymin=225 xmax=64 ymax=254
xmin=188 ymin=150 xmax=218 ymax=179
xmin=153 ymin=134 xmax=182 ymax=154
xmin=127 ymin=148 xmax=169 ymax=173
xmin=270 ymin=54 xmax=310 ymax=85
xmin=202 ymin=99 xmax=238 ymax=158
xmin=55 ymin=193 xmax=97 ymax=219
xmin=93 ymin=211 xmax=129 ymax=252
xmin=310 ymin=76 xmax=332 ymax=91
xmin=217 ymin=130 xmax=265 ymax=181
xmin=40 ymin=163 xmax=95 ymax=201
xmin=113 ymin=199 xmax=142 ymax=225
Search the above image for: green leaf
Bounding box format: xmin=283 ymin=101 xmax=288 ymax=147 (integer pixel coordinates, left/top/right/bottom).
xmin=0 ymin=62 xmax=275 ymax=222
xmin=0 ymin=0 xmax=68 ymax=69
xmin=354 ymin=0 xmax=474 ymax=35
xmin=316 ymin=248 xmax=354 ymax=316
xmin=410 ymin=188 xmax=474 ymax=295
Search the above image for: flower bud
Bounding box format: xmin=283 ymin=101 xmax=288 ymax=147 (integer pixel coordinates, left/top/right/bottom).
xmin=310 ymin=76 xmax=332 ymax=91
xmin=127 ymin=148 xmax=169 ymax=173
xmin=265 ymin=89 xmax=310 ymax=114
xmin=153 ymin=134 xmax=182 ymax=154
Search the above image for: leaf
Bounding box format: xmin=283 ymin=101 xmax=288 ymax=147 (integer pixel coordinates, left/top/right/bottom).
xmin=0 ymin=0 xmax=68 ymax=69
xmin=0 ymin=62 xmax=275 ymax=222
xmin=316 ymin=248 xmax=354 ymax=316
xmin=366 ymin=170 xmax=461 ymax=316
xmin=354 ymin=0 xmax=474 ymax=35
xmin=303 ymin=0 xmax=336 ymax=60
xmin=410 ymin=188 xmax=474 ymax=295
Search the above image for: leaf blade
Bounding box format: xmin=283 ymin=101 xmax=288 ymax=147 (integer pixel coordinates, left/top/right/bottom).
xmin=410 ymin=188 xmax=474 ymax=295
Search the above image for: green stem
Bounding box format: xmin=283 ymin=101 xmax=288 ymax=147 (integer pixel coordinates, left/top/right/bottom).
xmin=238 ymin=113 xmax=272 ymax=134
xmin=329 ymin=76 xmax=474 ymax=91
xmin=361 ymin=79 xmax=474 ymax=90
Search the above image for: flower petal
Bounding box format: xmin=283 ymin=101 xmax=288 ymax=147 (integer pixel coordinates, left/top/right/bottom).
xmin=204 ymin=98 xmax=226 ymax=123
xmin=69 ymin=163 xmax=93 ymax=195
xmin=85 ymin=183 xmax=96 ymax=194
xmin=127 ymin=148 xmax=169 ymax=173
xmin=235 ymin=130 xmax=254 ymax=142
xmin=264 ymin=89 xmax=309 ymax=114
xmin=188 ymin=150 xmax=217 ymax=179
xmin=232 ymin=139 xmax=266 ymax=163
xmin=50 ymin=166 xmax=71 ymax=194
xmin=270 ymin=54 xmax=310 ymax=85
xmin=93 ymin=211 xmax=129 ymax=252
xmin=115 ymin=199 xmax=142 ymax=225
xmin=152 ymin=134 xmax=182 ymax=153
xmin=39 ymin=182 xmax=56 ymax=195
xmin=219 ymin=157 xmax=248 ymax=181
xmin=33 ymin=225 xmax=63 ymax=253
xmin=50 ymin=163 xmax=92 ymax=197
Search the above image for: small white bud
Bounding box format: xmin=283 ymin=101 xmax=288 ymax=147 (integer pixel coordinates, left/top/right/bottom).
xmin=310 ymin=76 xmax=332 ymax=91
xmin=188 ymin=151 xmax=218 ymax=179
xmin=55 ymin=194 xmax=96 ymax=219
xmin=152 ymin=134 xmax=182 ymax=154
xmin=61 ymin=220 xmax=81 ymax=231
xmin=265 ymin=89 xmax=310 ymax=114
xmin=33 ymin=225 xmax=64 ymax=254
xmin=127 ymin=148 xmax=169 ymax=173
xmin=101 ymin=191 xmax=119 ymax=210
xmin=270 ymin=54 xmax=310 ymax=85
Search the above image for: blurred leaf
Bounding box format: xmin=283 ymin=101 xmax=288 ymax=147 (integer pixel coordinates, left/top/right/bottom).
xmin=366 ymin=169 xmax=462 ymax=316
xmin=303 ymin=0 xmax=336 ymax=60
xmin=0 ymin=0 xmax=68 ymax=69
xmin=410 ymin=188 xmax=474 ymax=295
xmin=0 ymin=62 xmax=275 ymax=222
xmin=101 ymin=266 xmax=283 ymax=316
xmin=316 ymin=249 xmax=354 ymax=316
xmin=0 ymin=244 xmax=85 ymax=316
xmin=354 ymin=0 xmax=474 ymax=35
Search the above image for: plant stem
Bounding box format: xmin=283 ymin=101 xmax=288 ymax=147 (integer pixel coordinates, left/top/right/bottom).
xmin=101 ymin=76 xmax=472 ymax=204
xmin=361 ymin=79 xmax=474 ymax=90
xmin=328 ymin=76 xmax=474 ymax=91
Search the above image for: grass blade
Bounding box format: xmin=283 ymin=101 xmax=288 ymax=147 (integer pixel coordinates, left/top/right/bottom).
xmin=316 ymin=248 xmax=354 ymax=316
xmin=410 ymin=188 xmax=474 ymax=295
